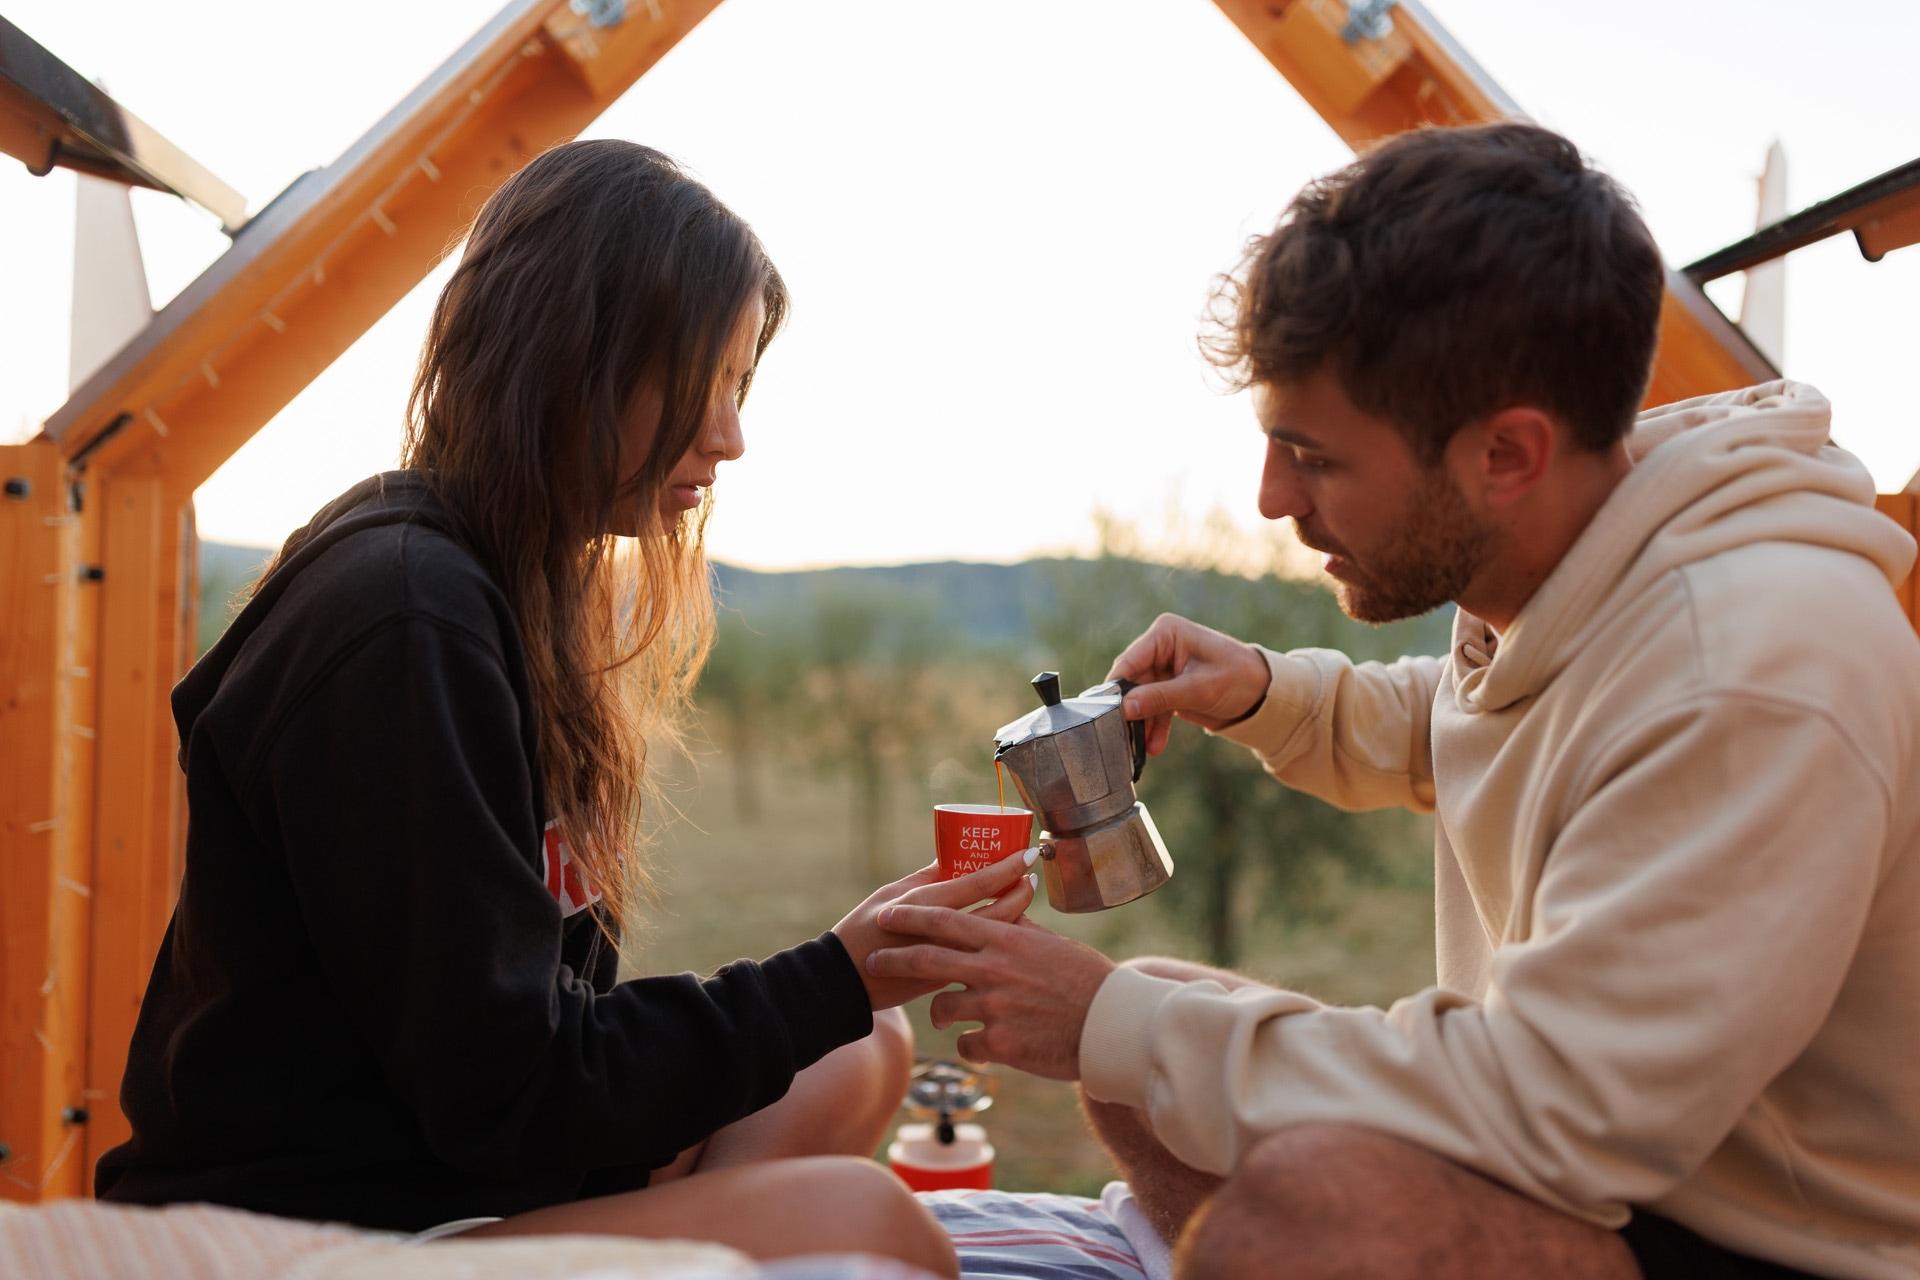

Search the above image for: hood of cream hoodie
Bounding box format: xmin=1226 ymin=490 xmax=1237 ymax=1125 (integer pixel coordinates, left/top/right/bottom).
xmin=1457 ymin=379 xmax=1913 ymax=713
xmin=1081 ymin=381 xmax=1920 ymax=1279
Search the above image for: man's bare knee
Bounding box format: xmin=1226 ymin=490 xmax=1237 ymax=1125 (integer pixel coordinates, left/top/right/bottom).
xmin=1177 ymin=1126 xmax=1437 ymax=1278
xmin=1177 ymin=1126 xmax=1637 ymax=1280
xmin=1210 ymin=1124 xmax=1376 ymax=1220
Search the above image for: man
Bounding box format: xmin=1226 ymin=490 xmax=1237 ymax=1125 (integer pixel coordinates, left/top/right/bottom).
xmin=867 ymin=123 xmax=1920 ymax=1279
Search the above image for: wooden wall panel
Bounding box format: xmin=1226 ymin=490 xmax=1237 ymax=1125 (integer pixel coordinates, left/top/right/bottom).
xmin=82 ymin=468 xmax=176 ymax=1181
xmin=0 ymin=442 xmax=92 ymax=1202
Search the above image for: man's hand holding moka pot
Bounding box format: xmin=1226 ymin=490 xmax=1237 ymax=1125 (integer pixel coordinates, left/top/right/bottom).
xmin=1106 ymin=613 xmax=1273 ymax=757
xmin=868 ymin=615 xmax=1266 ymax=1079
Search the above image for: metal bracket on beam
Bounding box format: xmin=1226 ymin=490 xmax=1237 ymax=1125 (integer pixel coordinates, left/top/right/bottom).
xmin=570 ymin=0 xmax=627 ymax=28
xmin=1342 ymin=0 xmax=1398 ymax=45
xmin=1260 ymin=0 xmax=1414 ymax=117
xmin=1683 ymin=155 xmax=1920 ymax=283
xmin=0 ymin=15 xmax=247 ymax=233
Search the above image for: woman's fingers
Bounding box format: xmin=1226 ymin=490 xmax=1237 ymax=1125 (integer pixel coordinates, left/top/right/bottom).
xmin=883 ymin=862 xmax=945 ymax=895
xmin=970 ymin=872 xmax=1036 ymax=923
xmin=904 ymin=846 xmax=1039 ymax=908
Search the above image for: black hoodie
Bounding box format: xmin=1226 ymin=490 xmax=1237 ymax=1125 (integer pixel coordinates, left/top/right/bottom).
xmin=93 ymin=473 xmax=871 ymax=1230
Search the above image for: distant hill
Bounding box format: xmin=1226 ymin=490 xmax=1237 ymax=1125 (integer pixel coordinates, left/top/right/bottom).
xmin=196 ymin=541 xmax=1449 ymax=658
xmin=196 ymin=543 xmax=1082 ymax=654
xmin=711 ymin=559 xmax=1073 ymax=648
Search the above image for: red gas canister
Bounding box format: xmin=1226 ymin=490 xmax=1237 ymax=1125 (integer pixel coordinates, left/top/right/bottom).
xmin=888 ymin=1061 xmax=996 ymax=1191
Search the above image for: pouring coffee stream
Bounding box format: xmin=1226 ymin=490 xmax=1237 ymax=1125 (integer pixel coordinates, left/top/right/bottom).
xmin=993 ymin=671 xmax=1175 ymax=912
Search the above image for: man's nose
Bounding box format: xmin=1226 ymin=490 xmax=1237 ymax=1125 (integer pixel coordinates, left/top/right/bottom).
xmin=1258 ymin=450 xmax=1308 ymax=522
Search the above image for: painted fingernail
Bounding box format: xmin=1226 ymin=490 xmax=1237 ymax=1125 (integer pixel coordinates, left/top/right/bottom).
xmin=1022 ymin=847 xmax=1041 ymax=867
xmin=1027 ymin=872 xmax=1039 ymax=893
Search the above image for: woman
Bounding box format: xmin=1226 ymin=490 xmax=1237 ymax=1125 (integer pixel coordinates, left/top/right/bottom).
xmin=94 ymin=140 xmax=1032 ymax=1276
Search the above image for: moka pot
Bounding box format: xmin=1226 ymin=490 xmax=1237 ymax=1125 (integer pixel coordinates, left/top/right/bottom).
xmin=993 ymin=672 xmax=1174 ymax=913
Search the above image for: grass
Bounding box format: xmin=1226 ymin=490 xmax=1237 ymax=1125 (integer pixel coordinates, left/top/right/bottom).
xmin=629 ymin=729 xmax=1436 ymax=1197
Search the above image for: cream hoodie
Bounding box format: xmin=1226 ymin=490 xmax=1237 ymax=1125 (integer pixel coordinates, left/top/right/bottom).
xmin=1080 ymin=382 xmax=1920 ymax=1278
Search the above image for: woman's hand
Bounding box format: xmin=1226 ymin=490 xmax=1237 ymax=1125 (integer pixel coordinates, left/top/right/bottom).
xmin=832 ymin=849 xmax=1039 ymax=1011
xmin=1108 ymin=612 xmax=1271 ymax=757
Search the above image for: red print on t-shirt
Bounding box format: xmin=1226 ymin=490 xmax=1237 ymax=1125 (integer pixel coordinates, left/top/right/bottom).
xmin=541 ymin=821 xmax=602 ymax=918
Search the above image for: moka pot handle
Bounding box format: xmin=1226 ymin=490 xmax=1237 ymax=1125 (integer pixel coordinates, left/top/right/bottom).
xmin=1113 ymin=677 xmax=1147 ymax=783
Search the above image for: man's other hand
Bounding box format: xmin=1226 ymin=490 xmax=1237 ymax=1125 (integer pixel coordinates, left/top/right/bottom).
xmin=832 ymin=850 xmax=1038 ymax=1012
xmin=1108 ymin=613 xmax=1272 ymax=756
xmin=865 ymin=906 xmax=1116 ymax=1080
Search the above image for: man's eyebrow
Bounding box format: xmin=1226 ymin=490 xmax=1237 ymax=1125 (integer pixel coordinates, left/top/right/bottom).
xmin=1263 ymin=426 xmax=1325 ymax=450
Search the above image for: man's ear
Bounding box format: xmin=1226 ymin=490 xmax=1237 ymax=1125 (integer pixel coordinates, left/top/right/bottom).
xmin=1454 ymin=407 xmax=1557 ymax=510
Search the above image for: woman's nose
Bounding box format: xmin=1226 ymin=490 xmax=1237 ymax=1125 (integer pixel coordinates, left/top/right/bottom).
xmin=704 ymin=404 xmax=745 ymax=462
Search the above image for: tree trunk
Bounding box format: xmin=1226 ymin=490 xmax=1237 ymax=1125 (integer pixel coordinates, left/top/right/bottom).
xmin=1204 ymin=841 xmax=1238 ymax=968
xmin=856 ymin=740 xmax=888 ymax=882
xmin=1202 ymin=770 xmax=1241 ymax=967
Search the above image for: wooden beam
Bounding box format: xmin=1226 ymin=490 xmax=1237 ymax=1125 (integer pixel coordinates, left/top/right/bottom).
xmin=1209 ymin=0 xmax=1778 ymax=407
xmin=42 ymin=0 xmax=724 ymax=487
xmin=0 ymin=441 xmax=93 ymax=1203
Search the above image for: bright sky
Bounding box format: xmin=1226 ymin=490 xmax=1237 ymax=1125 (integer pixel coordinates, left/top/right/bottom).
xmin=5 ymin=0 xmax=1917 ymax=568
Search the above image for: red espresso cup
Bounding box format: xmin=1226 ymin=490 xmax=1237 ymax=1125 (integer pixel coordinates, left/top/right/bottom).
xmin=933 ymin=804 xmax=1034 ymax=880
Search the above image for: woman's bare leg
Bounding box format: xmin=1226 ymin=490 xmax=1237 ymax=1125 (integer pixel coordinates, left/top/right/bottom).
xmin=696 ymin=1006 xmax=914 ymax=1169
xmin=465 ymin=1155 xmax=957 ymax=1277
xmin=638 ymin=1008 xmax=916 ymax=1186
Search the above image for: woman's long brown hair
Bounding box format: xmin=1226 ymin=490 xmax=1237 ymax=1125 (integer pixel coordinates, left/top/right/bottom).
xmin=400 ymin=139 xmax=786 ymax=933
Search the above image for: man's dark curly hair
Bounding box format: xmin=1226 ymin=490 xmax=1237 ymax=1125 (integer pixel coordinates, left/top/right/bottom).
xmin=1205 ymin=123 xmax=1665 ymax=463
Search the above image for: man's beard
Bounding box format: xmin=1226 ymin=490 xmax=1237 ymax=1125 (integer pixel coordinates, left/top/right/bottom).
xmin=1319 ymin=468 xmax=1493 ymax=624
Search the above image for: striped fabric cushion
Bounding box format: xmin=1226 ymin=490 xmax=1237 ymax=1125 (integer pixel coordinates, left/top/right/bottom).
xmin=920 ymin=1189 xmax=1152 ymax=1280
